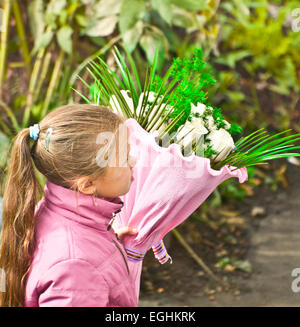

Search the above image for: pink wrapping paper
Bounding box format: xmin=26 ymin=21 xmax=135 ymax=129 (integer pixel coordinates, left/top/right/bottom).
xmin=114 ymin=118 xmax=248 ymax=300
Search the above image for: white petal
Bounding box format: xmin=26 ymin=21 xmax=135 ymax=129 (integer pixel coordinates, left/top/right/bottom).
xmin=136 ymin=91 xmax=161 ymax=119
xmin=176 ymin=121 xmax=204 ymax=150
xmin=121 ymin=90 xmax=134 ymax=112
xmin=223 ymin=119 xmax=231 ymax=130
xmin=191 ymin=102 xmax=206 ymax=116
xmin=207 ymin=116 xmax=217 ymax=130
xmin=148 ymin=91 xmax=157 ymax=103
xmin=206 ymin=128 xmax=235 ymax=161
xmin=190 ymin=117 xmax=208 ymax=134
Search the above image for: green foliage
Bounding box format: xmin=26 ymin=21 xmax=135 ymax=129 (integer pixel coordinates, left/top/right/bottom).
xmin=0 ymin=0 xmax=222 ymax=138
xmin=0 ymin=132 xmax=10 ymax=168
xmin=166 ymin=48 xmax=216 ymax=130
xmin=209 ymin=0 xmax=300 ymax=134
xmin=29 ymin=0 xmax=79 ymax=55
xmin=228 ymin=124 xmax=243 ymax=136
xmin=218 ymin=0 xmax=300 ymax=95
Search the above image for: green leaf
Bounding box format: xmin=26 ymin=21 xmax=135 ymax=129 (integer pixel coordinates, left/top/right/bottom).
xmin=139 ymin=31 xmax=164 ymax=66
xmin=151 ymin=0 xmax=172 ymax=25
xmin=32 ymin=30 xmax=54 ymax=54
xmin=217 ymin=257 xmax=231 ymax=270
xmin=94 ymin=0 xmax=124 ymax=17
xmin=47 ymin=0 xmax=67 ymax=15
xmin=0 ymin=132 xmax=10 ymax=167
xmin=215 ymin=50 xmax=252 ymax=69
xmin=58 ymin=9 xmax=68 ymax=26
xmin=75 ymin=14 xmax=89 ymax=27
xmin=45 ymin=0 xmax=67 ymax=26
xmin=119 ymin=0 xmax=145 ymax=35
xmin=226 ymin=90 xmax=245 ymax=103
xmin=84 ymin=16 xmax=118 ymax=37
xmin=28 ymin=0 xmax=45 ymax=43
xmin=57 ymin=25 xmax=73 ymax=54
xmin=171 ymin=0 xmax=209 ymax=11
xmin=122 ymin=21 xmax=144 ymax=53
xmin=171 ymin=5 xmax=198 ymax=28
xmin=232 ymin=259 xmax=252 ymax=273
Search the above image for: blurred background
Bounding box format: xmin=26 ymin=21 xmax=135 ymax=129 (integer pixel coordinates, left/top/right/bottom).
xmin=0 ymin=0 xmax=300 ymax=306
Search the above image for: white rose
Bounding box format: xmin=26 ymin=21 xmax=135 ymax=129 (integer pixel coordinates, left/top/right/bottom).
xmin=109 ymin=90 xmax=134 ymax=114
xmin=190 ymin=116 xmax=209 ymax=135
xmin=176 ymin=122 xmax=196 ymax=147
xmin=191 ymin=102 xmax=206 ymax=116
xmin=223 ymin=119 xmax=231 ymax=130
xmin=176 ymin=120 xmax=206 ymax=152
xmin=206 ymin=115 xmax=216 ymax=130
xmin=206 ymin=128 xmax=235 ymax=162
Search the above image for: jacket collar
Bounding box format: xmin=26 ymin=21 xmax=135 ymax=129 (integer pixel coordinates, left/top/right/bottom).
xmin=44 ymin=181 xmax=123 ymax=231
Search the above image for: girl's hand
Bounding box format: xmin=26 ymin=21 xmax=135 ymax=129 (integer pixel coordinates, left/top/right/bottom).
xmin=115 ymin=226 xmax=138 ymax=241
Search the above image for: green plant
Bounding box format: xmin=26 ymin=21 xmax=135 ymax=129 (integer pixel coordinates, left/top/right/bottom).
xmin=218 ymin=0 xmax=300 ymax=92
xmin=210 ymin=0 xmax=300 ymax=131
xmin=0 ymin=0 xmax=223 ymax=136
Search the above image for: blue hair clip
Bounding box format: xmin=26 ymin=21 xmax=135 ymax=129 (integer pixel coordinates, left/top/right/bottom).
xmin=45 ymin=127 xmax=53 ymax=152
xmin=29 ymin=124 xmax=40 ymax=141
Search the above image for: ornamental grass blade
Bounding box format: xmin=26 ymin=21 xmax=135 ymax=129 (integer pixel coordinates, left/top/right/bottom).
xmin=119 ymin=46 xmax=142 ymax=95
xmin=139 ymin=50 xmax=161 ymax=127
xmin=88 ymin=58 xmax=132 ymax=117
xmin=71 ymin=87 xmax=91 ymax=104
xmin=233 ymin=128 xmax=266 ymax=152
xmin=215 ymin=127 xmax=300 ymax=169
xmin=112 ymin=47 xmax=139 ymax=108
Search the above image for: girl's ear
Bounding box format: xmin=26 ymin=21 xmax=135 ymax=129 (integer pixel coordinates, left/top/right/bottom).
xmin=76 ymin=176 xmax=95 ymax=195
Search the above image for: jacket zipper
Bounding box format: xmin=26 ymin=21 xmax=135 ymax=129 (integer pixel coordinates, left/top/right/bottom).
xmin=112 ymin=239 xmax=130 ymax=275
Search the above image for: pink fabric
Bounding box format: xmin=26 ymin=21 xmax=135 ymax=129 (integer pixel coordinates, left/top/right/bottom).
xmin=25 ymin=118 xmax=248 ymax=307
xmin=25 ymin=181 xmax=137 ymax=307
xmin=114 ymin=118 xmax=248 ymax=298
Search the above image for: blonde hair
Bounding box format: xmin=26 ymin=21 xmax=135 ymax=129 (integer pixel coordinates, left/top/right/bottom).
xmin=0 ymin=104 xmax=124 ymax=306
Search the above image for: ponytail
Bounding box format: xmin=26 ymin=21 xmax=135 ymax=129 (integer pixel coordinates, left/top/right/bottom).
xmin=0 ymin=103 xmax=124 ymax=306
xmin=0 ymin=128 xmax=42 ymax=306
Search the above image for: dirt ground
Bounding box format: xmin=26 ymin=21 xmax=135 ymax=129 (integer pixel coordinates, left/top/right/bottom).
xmin=139 ymin=160 xmax=300 ymax=307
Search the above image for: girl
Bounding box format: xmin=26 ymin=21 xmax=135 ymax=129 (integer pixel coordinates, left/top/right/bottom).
xmin=0 ymin=103 xmax=248 ymax=307
xmin=0 ymin=104 xmax=138 ymax=307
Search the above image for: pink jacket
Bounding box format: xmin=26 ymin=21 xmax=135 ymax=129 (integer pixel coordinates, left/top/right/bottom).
xmin=25 ymin=181 xmax=137 ymax=307
xmin=25 ymin=118 xmax=248 ymax=307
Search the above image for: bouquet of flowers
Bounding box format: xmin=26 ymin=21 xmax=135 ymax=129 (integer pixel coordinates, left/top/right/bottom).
xmin=75 ymin=46 xmax=300 ymax=171
xmin=73 ymin=47 xmax=300 ymax=299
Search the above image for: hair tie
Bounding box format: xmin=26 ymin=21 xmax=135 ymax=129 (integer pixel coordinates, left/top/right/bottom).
xmin=29 ymin=124 xmax=40 ymax=141
xmin=45 ymin=128 xmax=53 ymax=152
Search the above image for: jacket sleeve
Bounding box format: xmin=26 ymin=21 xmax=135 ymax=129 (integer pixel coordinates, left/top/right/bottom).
xmin=37 ymin=259 xmax=109 ymax=307
xmin=115 ymin=119 xmax=248 ymax=253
